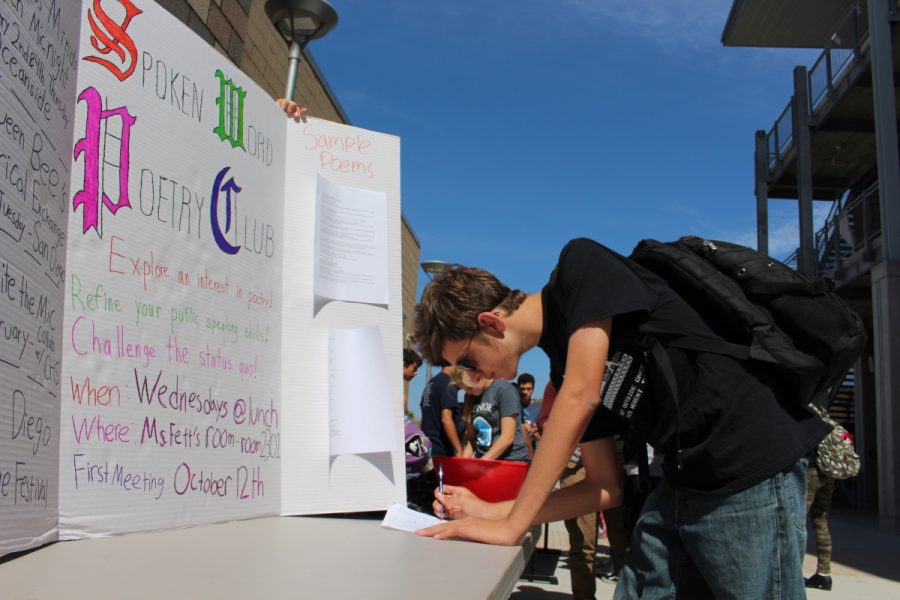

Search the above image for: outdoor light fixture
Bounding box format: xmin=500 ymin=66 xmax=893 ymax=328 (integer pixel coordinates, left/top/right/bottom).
xmin=265 ymin=0 xmax=339 ymax=101
xmin=420 ymin=260 xmax=451 ymax=280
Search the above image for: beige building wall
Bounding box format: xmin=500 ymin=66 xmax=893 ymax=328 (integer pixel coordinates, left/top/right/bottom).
xmin=401 ymin=219 xmax=422 ymax=406
xmin=400 ymin=219 xmax=422 ymax=346
xmin=153 ymin=0 xmax=422 ymax=355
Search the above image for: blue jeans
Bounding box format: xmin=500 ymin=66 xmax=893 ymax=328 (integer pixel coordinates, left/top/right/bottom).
xmin=614 ymin=459 xmax=808 ymax=600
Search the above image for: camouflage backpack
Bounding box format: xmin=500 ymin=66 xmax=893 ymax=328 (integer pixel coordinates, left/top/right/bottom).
xmin=809 ymin=404 xmax=860 ymax=480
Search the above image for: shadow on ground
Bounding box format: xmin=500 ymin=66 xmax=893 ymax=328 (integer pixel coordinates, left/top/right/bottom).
xmin=808 ymin=509 xmax=900 ymax=582
xmin=510 ymin=586 xmax=573 ymax=600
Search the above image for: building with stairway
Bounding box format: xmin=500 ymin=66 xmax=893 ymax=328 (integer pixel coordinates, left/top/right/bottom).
xmin=723 ymin=0 xmax=900 ymax=532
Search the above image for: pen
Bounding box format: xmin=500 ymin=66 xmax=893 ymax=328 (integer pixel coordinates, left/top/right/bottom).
xmin=438 ymin=464 xmax=445 ymax=518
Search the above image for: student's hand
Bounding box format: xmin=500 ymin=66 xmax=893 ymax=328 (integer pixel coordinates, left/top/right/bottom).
xmin=416 ymin=517 xmax=525 ymax=546
xmin=433 ymin=484 xmax=490 ymax=520
xmin=276 ymin=98 xmax=308 ymax=122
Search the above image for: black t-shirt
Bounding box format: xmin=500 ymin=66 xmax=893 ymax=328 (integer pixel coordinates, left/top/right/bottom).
xmin=538 ymin=238 xmax=829 ymax=494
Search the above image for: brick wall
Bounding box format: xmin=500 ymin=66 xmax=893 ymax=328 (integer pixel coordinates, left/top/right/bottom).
xmin=154 ymin=0 xmax=345 ymax=121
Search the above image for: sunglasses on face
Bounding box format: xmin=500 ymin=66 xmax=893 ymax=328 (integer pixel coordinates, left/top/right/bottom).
xmin=456 ymin=330 xmax=479 ymax=372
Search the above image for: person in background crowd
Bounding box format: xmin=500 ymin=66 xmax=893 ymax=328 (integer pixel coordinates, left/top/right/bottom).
xmin=402 ymin=348 xmax=422 ymax=416
xmin=456 ymin=371 xmax=529 ymax=462
xmin=420 ymin=366 xmax=463 ymax=457
xmin=402 ymin=348 xmax=435 ymax=512
xmin=596 ymin=439 xmax=631 ymax=584
xmin=538 ymin=380 xmax=599 ymax=600
xmin=516 ymin=372 xmax=540 ymax=458
xmin=805 ymin=459 xmax=836 ymax=591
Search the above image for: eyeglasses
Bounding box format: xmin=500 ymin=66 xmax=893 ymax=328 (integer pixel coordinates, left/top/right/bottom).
xmin=456 ymin=329 xmax=479 ymax=372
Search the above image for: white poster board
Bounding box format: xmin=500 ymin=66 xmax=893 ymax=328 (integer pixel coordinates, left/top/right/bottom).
xmin=57 ymin=0 xmax=286 ymax=537
xmin=0 ymin=0 xmax=82 ymax=557
xmin=0 ymin=0 xmax=404 ymax=557
xmin=281 ymin=117 xmax=404 ymax=515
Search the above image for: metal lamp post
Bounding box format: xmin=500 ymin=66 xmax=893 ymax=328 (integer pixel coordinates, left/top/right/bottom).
xmin=264 ymin=0 xmax=339 ymax=102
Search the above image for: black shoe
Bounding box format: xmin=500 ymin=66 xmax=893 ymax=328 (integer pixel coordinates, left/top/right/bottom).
xmin=805 ymin=573 xmax=832 ymax=591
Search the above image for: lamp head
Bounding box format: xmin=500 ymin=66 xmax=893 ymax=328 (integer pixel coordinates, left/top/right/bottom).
xmin=265 ymin=0 xmax=339 ymax=47
xmin=420 ymin=260 xmax=452 ymax=280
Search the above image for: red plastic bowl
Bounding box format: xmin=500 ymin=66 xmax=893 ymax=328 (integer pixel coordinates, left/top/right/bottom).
xmin=432 ymin=456 xmax=529 ymax=503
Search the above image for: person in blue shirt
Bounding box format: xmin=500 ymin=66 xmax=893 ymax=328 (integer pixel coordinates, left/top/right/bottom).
xmin=515 ymin=372 xmax=540 ymax=458
xmin=419 ymin=366 xmax=463 ymax=457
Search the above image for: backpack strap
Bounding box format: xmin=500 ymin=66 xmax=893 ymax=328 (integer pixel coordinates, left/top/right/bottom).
xmin=663 ymin=335 xmax=777 ymax=363
xmin=743 ymin=279 xmax=833 ymax=296
xmin=636 ymin=433 xmax=651 ymax=492
xmin=645 ymin=338 xmax=685 ymax=471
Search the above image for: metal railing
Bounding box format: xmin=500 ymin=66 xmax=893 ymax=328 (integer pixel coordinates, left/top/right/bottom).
xmin=816 ymin=182 xmax=881 ymax=271
xmin=808 ymin=46 xmax=857 ymax=110
xmin=826 ymin=368 xmax=855 ymax=426
xmin=783 ymin=181 xmax=881 ymax=274
xmin=766 ymin=2 xmax=867 ymax=169
xmin=783 ymin=250 xmax=798 ymax=270
xmin=767 ymin=103 xmax=794 ymax=169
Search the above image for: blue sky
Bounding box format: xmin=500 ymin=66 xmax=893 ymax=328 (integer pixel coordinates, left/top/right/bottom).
xmin=309 ymin=0 xmax=827 ymax=415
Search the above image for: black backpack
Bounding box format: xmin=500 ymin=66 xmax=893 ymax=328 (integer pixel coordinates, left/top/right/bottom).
xmin=628 ymin=236 xmax=867 ymax=409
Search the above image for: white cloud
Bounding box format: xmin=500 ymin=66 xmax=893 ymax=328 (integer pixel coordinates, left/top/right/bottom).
xmin=729 ymin=229 xmax=759 ymax=249
xmin=564 ymin=0 xmax=732 ymax=48
xmin=559 ymin=0 xmax=822 ymax=77
xmin=766 ymin=218 xmax=805 ymax=257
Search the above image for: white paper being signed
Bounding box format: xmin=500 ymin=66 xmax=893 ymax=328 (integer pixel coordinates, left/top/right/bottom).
xmin=381 ymin=503 xmax=442 ymax=532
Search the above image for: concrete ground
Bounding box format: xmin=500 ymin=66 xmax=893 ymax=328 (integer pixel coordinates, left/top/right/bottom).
xmin=510 ymin=509 xmax=900 ymax=600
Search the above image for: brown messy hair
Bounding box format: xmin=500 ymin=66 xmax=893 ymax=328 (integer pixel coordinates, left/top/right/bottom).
xmin=412 ymin=265 xmax=526 ymax=365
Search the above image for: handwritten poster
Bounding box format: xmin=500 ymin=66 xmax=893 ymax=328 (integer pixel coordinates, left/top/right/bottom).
xmin=0 ymin=0 xmax=81 ymax=557
xmin=0 ymin=0 xmax=405 ymax=558
xmin=57 ymin=0 xmax=285 ymax=537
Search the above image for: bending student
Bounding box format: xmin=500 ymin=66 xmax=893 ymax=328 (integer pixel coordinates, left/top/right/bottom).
xmin=412 ymin=237 xmax=828 ymax=599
